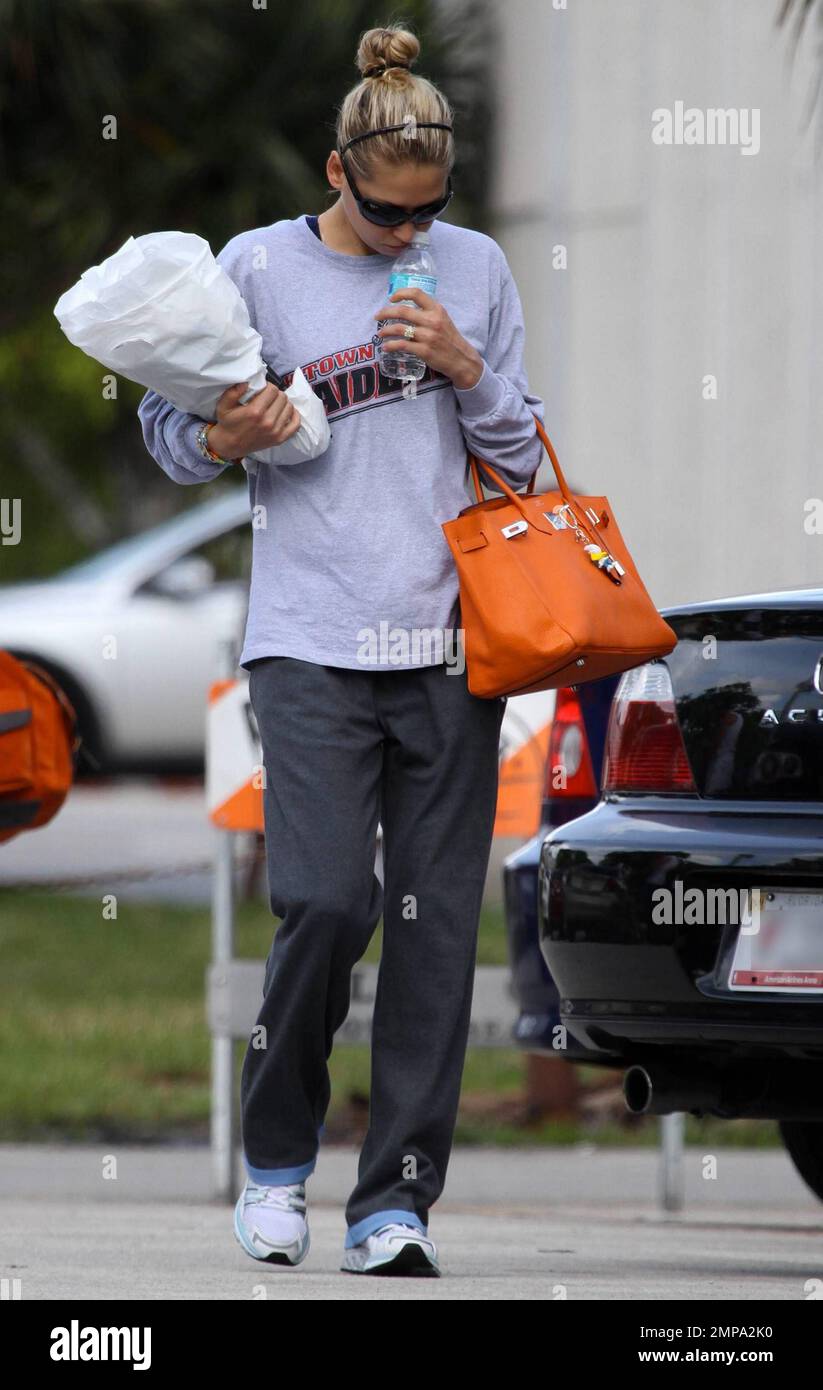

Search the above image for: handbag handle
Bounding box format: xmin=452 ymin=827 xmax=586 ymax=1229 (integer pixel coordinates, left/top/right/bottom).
xmin=466 ymin=412 xmax=612 ymax=556
xmin=468 ymin=414 xmax=574 ymax=506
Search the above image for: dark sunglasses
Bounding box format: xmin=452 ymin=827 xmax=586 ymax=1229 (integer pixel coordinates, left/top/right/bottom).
xmin=338 ymin=122 xmax=454 ymax=227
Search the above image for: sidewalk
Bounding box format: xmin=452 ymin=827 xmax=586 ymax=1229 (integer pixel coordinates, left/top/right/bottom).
xmin=1 ymin=1143 xmax=820 ymax=1300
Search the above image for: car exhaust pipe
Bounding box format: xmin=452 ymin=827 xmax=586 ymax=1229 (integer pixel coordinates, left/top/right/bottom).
xmin=624 ymin=1061 xmax=823 ymax=1120
xmin=624 ymin=1064 xmax=723 ymax=1117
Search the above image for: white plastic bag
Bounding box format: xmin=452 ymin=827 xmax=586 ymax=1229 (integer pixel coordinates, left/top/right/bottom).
xmin=53 ymin=230 xmax=330 ymax=466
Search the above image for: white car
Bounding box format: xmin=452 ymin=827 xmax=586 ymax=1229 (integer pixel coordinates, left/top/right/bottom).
xmin=1 ymin=487 xmax=554 ymax=787
xmin=0 ymin=489 xmax=252 ymax=773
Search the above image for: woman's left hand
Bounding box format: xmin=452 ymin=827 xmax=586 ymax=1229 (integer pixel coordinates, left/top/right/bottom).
xmin=374 ymin=288 xmax=484 ymax=390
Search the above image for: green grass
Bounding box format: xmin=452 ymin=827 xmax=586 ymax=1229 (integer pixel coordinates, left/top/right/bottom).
xmin=0 ymin=889 xmax=780 ymax=1149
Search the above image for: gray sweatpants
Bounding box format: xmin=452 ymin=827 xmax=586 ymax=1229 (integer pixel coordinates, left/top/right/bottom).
xmin=241 ymin=653 xmax=505 ymax=1249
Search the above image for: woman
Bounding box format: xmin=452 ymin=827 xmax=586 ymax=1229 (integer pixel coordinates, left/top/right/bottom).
xmin=138 ymin=23 xmax=545 ymax=1278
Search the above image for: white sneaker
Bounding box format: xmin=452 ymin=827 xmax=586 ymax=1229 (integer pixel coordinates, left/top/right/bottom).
xmin=341 ymin=1222 xmax=440 ymax=1276
xmin=233 ymin=1178 xmax=310 ymax=1266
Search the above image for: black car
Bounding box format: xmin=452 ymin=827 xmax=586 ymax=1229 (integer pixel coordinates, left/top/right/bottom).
xmin=503 ymin=584 xmax=823 ymax=1203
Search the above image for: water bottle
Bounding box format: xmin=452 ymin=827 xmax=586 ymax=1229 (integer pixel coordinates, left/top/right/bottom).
xmin=378 ymin=230 xmax=437 ymax=381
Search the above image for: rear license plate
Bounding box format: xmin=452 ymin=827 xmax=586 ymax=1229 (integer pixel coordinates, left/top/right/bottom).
xmin=728 ymin=889 xmax=823 ymax=992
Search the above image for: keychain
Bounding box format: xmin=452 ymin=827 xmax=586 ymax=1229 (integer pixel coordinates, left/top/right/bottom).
xmin=553 ymin=504 xmax=624 ymax=585
xmin=584 ymin=543 xmax=623 ymax=585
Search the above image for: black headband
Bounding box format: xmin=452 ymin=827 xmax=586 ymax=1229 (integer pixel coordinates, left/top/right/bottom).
xmin=340 ymin=121 xmax=454 ymax=156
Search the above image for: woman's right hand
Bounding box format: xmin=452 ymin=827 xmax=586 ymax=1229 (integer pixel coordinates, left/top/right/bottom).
xmin=209 ymin=381 xmax=302 ymax=459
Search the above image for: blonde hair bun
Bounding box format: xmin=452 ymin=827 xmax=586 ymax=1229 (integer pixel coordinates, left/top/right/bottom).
xmin=335 ymin=24 xmax=454 ymax=177
xmin=356 ymin=25 xmax=420 ymax=80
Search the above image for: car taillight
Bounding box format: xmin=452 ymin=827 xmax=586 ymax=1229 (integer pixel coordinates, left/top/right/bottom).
xmin=544 ymin=686 xmax=597 ymax=799
xmin=602 ymin=662 xmax=697 ymax=793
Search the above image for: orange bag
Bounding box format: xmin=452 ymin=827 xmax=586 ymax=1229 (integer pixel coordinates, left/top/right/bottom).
xmin=0 ymin=650 xmax=80 ymax=845
xmin=441 ymin=415 xmax=678 ymax=698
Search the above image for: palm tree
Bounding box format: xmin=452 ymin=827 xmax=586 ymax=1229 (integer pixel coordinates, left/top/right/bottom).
xmin=778 ymin=0 xmax=823 ymax=116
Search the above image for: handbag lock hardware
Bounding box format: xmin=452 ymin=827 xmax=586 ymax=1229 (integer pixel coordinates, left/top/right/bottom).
xmin=501 ymin=519 xmax=528 ymax=539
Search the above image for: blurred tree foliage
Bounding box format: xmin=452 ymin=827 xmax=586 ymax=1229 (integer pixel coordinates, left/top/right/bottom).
xmin=0 ymin=0 xmax=494 ymax=577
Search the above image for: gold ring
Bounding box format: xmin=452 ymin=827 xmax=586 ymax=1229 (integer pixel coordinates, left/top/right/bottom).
xmin=403 ymin=324 xmax=416 ymax=340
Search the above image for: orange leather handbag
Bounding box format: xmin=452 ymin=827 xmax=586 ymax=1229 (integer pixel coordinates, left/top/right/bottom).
xmin=441 ymin=415 xmax=678 ymax=698
xmin=0 ymin=650 xmax=80 ymax=845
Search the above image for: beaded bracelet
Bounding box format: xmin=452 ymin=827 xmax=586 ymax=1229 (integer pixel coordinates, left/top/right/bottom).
xmin=195 ymin=420 xmax=238 ymax=465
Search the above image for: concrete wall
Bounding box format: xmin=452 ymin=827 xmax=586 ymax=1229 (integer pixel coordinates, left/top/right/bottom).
xmin=489 ymin=0 xmax=823 ymax=608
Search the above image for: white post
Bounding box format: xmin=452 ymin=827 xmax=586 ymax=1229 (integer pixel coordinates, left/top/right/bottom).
xmin=210 ymin=638 xmax=239 ymax=1201
xmin=659 ymin=1112 xmax=685 ymax=1212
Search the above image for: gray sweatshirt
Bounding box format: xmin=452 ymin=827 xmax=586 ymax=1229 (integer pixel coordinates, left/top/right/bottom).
xmin=137 ymin=213 xmax=545 ymax=671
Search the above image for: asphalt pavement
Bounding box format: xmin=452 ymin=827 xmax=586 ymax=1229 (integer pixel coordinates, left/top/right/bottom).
xmin=0 ymin=775 xmax=512 ymax=905
xmin=1 ymin=1142 xmax=820 ymax=1300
